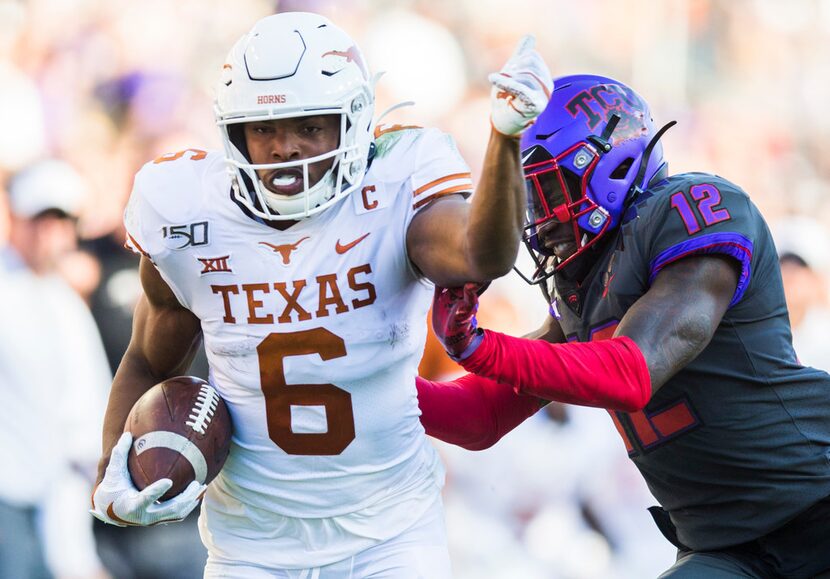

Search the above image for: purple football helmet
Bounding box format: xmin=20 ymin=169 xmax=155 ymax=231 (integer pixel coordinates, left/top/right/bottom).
xmin=518 ymin=74 xmax=670 ymax=284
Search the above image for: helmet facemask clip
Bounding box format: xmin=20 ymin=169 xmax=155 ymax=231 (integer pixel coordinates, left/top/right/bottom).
xmin=586 ymin=113 xmax=621 ymax=153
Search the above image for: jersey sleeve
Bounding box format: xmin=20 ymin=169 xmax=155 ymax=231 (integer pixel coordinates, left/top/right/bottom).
xmin=408 ymin=128 xmax=473 ymax=212
xmin=123 ymin=163 xmax=165 ymax=261
xmin=635 ymin=174 xmax=758 ymax=307
xmin=122 ymin=156 xmax=208 ymax=308
xmin=123 ymin=153 xmax=210 ymax=261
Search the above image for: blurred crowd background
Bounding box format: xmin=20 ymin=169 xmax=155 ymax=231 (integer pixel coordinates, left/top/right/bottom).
xmin=2 ymin=0 xmax=830 ymax=577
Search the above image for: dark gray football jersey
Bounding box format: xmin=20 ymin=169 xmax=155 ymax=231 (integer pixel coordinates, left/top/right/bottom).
xmin=551 ymin=172 xmax=830 ymax=550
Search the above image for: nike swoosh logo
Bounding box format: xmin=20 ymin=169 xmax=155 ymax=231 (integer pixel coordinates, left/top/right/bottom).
xmin=336 ymin=233 xmax=370 ymax=254
xmin=535 ymin=128 xmax=561 ymax=140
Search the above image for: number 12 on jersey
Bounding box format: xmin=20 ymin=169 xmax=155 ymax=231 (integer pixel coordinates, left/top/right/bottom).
xmin=669 ymin=184 xmax=731 ymax=236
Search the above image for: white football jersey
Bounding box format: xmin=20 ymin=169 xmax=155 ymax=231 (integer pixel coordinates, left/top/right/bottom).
xmin=124 ymin=126 xmax=473 ymax=567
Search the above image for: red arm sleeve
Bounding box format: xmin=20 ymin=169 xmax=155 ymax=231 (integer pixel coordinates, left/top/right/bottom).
xmin=460 ymin=330 xmax=652 ymax=412
xmin=416 ymin=374 xmax=543 ymax=451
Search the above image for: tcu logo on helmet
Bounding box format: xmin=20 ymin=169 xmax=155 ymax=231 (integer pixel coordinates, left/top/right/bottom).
xmin=566 ymin=84 xmax=648 ymax=140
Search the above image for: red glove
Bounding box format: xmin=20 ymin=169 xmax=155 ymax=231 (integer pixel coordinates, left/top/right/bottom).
xmin=431 ymin=283 xmax=487 ymax=361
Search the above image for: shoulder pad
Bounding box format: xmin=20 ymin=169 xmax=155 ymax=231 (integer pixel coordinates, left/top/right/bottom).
xmin=362 ymin=126 xmax=471 ymax=214
xmin=628 ymin=172 xmax=746 ymax=223
xmin=658 ymin=172 xmax=747 ymax=196
xmin=627 ymin=172 xmax=758 ymax=306
xmin=131 ymin=149 xmax=224 ymax=223
xmin=372 ymin=124 xmax=424 ymax=160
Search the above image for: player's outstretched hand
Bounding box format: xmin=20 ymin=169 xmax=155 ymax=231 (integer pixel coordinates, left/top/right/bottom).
xmin=432 ymin=283 xmax=487 ymax=361
xmin=90 ymin=432 xmax=205 ymax=527
xmin=489 ymin=35 xmax=553 ymax=137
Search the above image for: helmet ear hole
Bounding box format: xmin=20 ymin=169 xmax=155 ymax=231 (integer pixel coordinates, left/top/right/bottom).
xmin=610 ymin=157 xmax=634 ymax=180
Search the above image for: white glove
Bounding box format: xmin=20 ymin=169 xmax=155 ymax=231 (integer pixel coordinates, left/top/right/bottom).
xmin=489 ymin=35 xmax=553 ymax=137
xmin=90 ymin=432 xmax=206 ymax=527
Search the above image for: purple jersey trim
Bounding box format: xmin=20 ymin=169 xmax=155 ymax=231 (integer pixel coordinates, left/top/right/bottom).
xmin=648 ymin=232 xmax=754 ymax=307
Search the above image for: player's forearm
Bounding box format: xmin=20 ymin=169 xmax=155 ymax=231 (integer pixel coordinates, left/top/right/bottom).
xmin=467 ymin=33 xmax=550 ymax=280
xmin=460 ymin=330 xmax=652 ymax=412
xmin=416 ymin=373 xmax=543 ymax=450
xmin=96 ymin=349 xmax=161 ymax=484
xmin=465 ymin=130 xmax=525 ymax=279
xmin=96 ymin=321 xmax=201 ymax=483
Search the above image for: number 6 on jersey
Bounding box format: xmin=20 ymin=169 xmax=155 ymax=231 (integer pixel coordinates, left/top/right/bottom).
xmin=257 ymin=328 xmax=356 ymax=455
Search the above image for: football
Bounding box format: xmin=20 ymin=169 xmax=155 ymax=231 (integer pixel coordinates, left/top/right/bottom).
xmin=125 ymin=376 xmax=233 ymax=501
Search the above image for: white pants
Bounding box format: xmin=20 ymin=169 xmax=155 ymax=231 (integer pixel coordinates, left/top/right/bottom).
xmin=203 ymin=496 xmax=451 ymax=578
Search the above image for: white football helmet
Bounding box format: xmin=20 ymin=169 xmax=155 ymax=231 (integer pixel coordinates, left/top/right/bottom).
xmin=214 ymin=12 xmax=375 ymax=221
